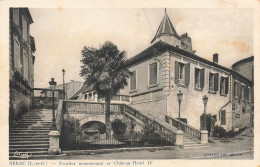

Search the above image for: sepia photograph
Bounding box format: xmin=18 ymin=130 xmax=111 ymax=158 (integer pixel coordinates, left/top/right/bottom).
xmin=1 ymin=1 xmax=258 ymax=166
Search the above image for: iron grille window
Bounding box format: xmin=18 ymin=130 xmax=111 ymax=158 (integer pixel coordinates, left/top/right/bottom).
xmin=149 ymin=62 xmax=157 ymax=85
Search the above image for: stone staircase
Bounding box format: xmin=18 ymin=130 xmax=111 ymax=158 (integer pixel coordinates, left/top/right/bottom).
xmin=182 ymin=136 xmax=209 ymax=150
xmin=124 ymin=104 xmax=209 ymax=150
xmin=9 ymin=109 xmax=53 ymax=159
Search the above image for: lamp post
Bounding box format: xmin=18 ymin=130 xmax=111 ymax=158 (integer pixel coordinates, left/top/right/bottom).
xmin=62 ymin=69 xmax=65 ymax=99
xmin=177 ymin=91 xmax=183 ymax=130
xmin=49 ymin=78 xmax=57 ymax=130
xmin=202 ymin=95 xmax=208 ymax=130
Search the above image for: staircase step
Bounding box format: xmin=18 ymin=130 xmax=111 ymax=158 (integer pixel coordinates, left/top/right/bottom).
xmin=10 ymin=128 xmax=51 ymax=130
xmin=184 ymin=143 xmax=202 ymax=147
xmin=9 ymin=147 xmax=49 ymax=152
xmin=10 ymin=141 xmax=49 ymax=145
xmin=10 ymin=144 xmax=49 ymax=148
xmin=10 ymin=130 xmax=50 ymax=132
xmin=10 ymin=138 xmax=49 ymax=142
xmin=10 ymin=135 xmax=49 ymax=138
xmin=183 ymin=145 xmax=209 ymax=150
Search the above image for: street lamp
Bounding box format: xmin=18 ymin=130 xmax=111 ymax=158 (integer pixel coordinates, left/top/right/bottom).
xmin=177 ymin=91 xmax=183 ymax=130
xmin=62 ymin=69 xmax=65 ymax=99
xmin=49 ymin=78 xmax=57 ymax=130
xmin=202 ymin=95 xmax=208 ymax=130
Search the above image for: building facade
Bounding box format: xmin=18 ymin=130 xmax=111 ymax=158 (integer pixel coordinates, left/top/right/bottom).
xmin=9 ymin=8 xmax=36 ymax=121
xmin=125 ymin=10 xmax=253 ymax=132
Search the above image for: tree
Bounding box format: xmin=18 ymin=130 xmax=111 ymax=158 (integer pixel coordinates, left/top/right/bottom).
xmin=80 ymin=41 xmax=130 ymax=138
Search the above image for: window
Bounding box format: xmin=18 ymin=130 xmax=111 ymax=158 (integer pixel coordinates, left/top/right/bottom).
xmin=13 ymin=35 xmax=21 ymax=72
xmin=194 ymin=68 xmax=205 ymax=90
xmin=209 ymin=73 xmax=214 ymax=91
xmin=242 ymin=107 xmax=246 ymax=115
xmin=13 ymin=8 xmax=19 ymax=26
xmin=23 ymin=51 xmax=29 ymax=81
xmin=149 ymin=62 xmax=157 ymax=85
xmin=241 ymin=86 xmax=245 ymax=100
xmin=220 ymin=77 xmax=229 ymax=95
xmin=179 ymin=63 xmax=185 ymax=80
xmin=221 ymin=110 xmax=226 ymax=125
xmin=208 ymin=72 xmax=219 ymax=93
xmin=89 ymin=93 xmax=93 ymax=100
xmin=175 ymin=61 xmax=190 ymax=86
xmin=130 ymin=71 xmax=136 ymax=90
xmin=234 ymin=81 xmax=238 ymax=98
xmin=22 ymin=15 xmax=28 ymax=41
xmin=84 ymin=94 xmax=88 ymax=100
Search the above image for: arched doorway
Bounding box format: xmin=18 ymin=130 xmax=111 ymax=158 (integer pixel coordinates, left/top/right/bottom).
xmin=80 ymin=121 xmax=106 ymax=141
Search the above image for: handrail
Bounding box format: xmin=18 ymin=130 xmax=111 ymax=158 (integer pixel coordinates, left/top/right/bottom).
xmin=123 ymin=105 xmax=176 ymax=143
xmin=56 ymin=99 xmax=65 ymax=134
xmin=165 ymin=115 xmax=201 ymax=141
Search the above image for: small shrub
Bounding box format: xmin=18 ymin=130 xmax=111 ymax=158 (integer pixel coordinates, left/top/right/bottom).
xmin=140 ymin=122 xmax=169 ymax=146
xmin=213 ymin=125 xmax=226 ymax=138
xmin=111 ymin=119 xmax=127 ymax=135
xmin=16 ymin=102 xmax=29 ymax=120
xmin=60 ymin=117 xmax=80 ymax=150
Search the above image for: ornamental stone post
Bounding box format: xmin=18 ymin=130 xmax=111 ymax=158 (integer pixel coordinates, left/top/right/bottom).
xmin=200 ymin=129 xmax=208 ymax=145
xmin=48 ymin=131 xmax=61 ymax=155
xmin=175 ymin=129 xmax=184 ymax=148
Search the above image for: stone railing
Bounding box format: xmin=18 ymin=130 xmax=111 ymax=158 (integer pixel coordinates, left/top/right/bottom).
xmin=123 ymin=105 xmax=176 ymax=144
xmin=56 ymin=99 xmax=65 ymax=134
xmin=165 ymin=115 xmax=201 ymax=141
xmin=32 ymin=88 xmax=65 ymax=109
xmin=64 ymin=100 xmax=124 ymax=114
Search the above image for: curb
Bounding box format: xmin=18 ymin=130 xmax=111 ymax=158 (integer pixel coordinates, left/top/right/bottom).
xmin=63 ymin=146 xmax=177 ymax=156
xmin=190 ymin=150 xmax=254 ymax=159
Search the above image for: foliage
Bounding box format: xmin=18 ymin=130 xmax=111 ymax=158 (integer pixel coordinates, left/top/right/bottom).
xmin=212 ymin=125 xmax=226 ymax=138
xmin=140 ymin=122 xmax=171 ymax=146
xmin=80 ymin=41 xmax=130 ymax=137
xmin=200 ymin=114 xmax=215 ymax=135
xmin=80 ymin=41 xmax=130 ymax=98
xmin=60 ymin=116 xmax=81 ymax=150
xmin=111 ymin=119 xmax=127 ymax=135
xmin=16 ymin=102 xmax=29 ymax=120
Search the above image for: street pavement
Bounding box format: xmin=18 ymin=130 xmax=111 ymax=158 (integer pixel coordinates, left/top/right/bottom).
xmin=45 ymin=128 xmax=254 ymax=160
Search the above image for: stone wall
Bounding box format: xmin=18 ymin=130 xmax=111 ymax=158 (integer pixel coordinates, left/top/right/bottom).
xmin=10 ymin=87 xmax=32 ymax=121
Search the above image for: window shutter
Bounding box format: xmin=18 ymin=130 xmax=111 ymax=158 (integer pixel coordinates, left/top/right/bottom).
xmin=233 ymin=81 xmax=236 ymax=98
xmin=185 ymin=63 xmax=190 ymax=85
xmin=220 ymin=77 xmax=223 ymax=95
xmin=225 ymin=77 xmax=229 ymax=94
xmin=149 ymin=62 xmax=157 ymax=85
xmin=214 ymin=73 xmax=219 ymax=91
xmin=200 ymin=68 xmax=205 ymax=89
xmin=221 ymin=110 xmax=226 ymax=125
xmin=237 ymin=82 xmax=241 ymax=98
xmin=130 ymin=71 xmax=136 ymax=90
xmin=208 ymin=72 xmax=211 ymax=90
xmin=244 ymin=86 xmax=249 ymax=101
xmin=175 ymin=61 xmax=179 ymax=84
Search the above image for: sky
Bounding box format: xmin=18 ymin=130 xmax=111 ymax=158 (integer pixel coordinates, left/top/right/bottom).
xmin=29 ymin=8 xmax=253 ymax=88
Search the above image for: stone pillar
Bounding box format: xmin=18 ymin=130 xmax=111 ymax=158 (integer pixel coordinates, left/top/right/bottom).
xmin=48 ymin=131 xmax=61 ymax=155
xmin=200 ymin=130 xmax=208 ymax=145
xmin=175 ymin=130 xmax=183 ymax=148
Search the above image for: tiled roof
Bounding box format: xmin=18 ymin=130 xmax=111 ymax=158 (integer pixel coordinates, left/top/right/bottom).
xmin=151 ymin=9 xmax=180 ymax=43
xmin=126 ymin=41 xmax=253 ymax=85
xmin=69 ymin=83 xmax=94 ymax=99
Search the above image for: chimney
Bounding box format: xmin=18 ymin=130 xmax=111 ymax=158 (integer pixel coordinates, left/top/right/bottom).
xmin=213 ymin=53 xmax=218 ymax=64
